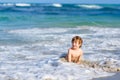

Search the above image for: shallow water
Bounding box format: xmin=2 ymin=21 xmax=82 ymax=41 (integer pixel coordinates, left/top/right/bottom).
xmin=0 ymin=27 xmax=120 ymax=80
xmin=0 ymin=3 xmax=120 ymax=80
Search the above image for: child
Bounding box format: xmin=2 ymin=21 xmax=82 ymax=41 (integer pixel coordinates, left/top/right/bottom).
xmin=66 ymin=36 xmax=83 ymax=64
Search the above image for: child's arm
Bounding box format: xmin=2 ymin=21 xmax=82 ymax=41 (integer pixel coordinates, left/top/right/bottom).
xmin=67 ymin=49 xmax=72 ymax=62
xmin=77 ymin=50 xmax=83 ymax=64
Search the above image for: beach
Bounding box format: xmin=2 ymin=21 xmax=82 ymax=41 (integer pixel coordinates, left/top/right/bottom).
xmin=60 ymin=57 xmax=120 ymax=80
xmin=0 ymin=3 xmax=120 ymax=80
xmin=93 ymin=72 xmax=120 ymax=80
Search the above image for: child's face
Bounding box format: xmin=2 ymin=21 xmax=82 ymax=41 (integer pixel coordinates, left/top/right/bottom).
xmin=72 ymin=41 xmax=81 ymax=49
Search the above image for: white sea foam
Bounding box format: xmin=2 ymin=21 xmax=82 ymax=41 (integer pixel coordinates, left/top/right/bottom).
xmin=8 ymin=28 xmax=67 ymax=34
xmin=0 ymin=27 xmax=120 ymax=80
xmin=15 ymin=3 xmax=31 ymax=7
xmin=77 ymin=4 xmax=103 ymax=9
xmin=52 ymin=3 xmax=62 ymax=7
xmin=7 ymin=27 xmax=120 ymax=53
xmin=0 ymin=50 xmax=114 ymax=80
xmin=1 ymin=3 xmax=14 ymax=7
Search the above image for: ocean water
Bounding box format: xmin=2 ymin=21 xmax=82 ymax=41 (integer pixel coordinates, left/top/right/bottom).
xmin=0 ymin=3 xmax=120 ymax=80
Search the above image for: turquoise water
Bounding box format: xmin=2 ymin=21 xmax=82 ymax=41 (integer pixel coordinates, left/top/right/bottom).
xmin=0 ymin=12 xmax=120 ymax=28
xmin=0 ymin=3 xmax=120 ymax=29
xmin=0 ymin=3 xmax=120 ymax=80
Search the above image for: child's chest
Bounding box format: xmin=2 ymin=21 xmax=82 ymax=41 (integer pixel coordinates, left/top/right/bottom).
xmin=71 ymin=51 xmax=80 ymax=57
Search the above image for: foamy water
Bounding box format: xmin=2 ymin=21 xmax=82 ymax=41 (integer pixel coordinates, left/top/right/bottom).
xmin=0 ymin=26 xmax=119 ymax=80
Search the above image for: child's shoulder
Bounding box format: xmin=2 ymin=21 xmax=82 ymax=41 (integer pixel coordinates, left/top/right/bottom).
xmin=79 ymin=48 xmax=82 ymax=51
xmin=68 ymin=48 xmax=73 ymax=51
xmin=78 ymin=48 xmax=83 ymax=54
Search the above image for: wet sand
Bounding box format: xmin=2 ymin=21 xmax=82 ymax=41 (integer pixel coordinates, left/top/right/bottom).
xmin=60 ymin=57 xmax=120 ymax=80
xmin=92 ymin=72 xmax=120 ymax=80
xmin=60 ymin=57 xmax=120 ymax=72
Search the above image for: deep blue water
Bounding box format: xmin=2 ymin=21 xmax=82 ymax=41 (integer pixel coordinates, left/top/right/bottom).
xmin=0 ymin=3 xmax=120 ymax=80
xmin=0 ymin=3 xmax=120 ymax=29
xmin=0 ymin=3 xmax=120 ymax=45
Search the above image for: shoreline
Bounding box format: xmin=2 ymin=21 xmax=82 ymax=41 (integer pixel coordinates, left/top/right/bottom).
xmin=92 ymin=72 xmax=120 ymax=80
xmin=60 ymin=57 xmax=120 ymax=72
xmin=60 ymin=56 xmax=120 ymax=80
